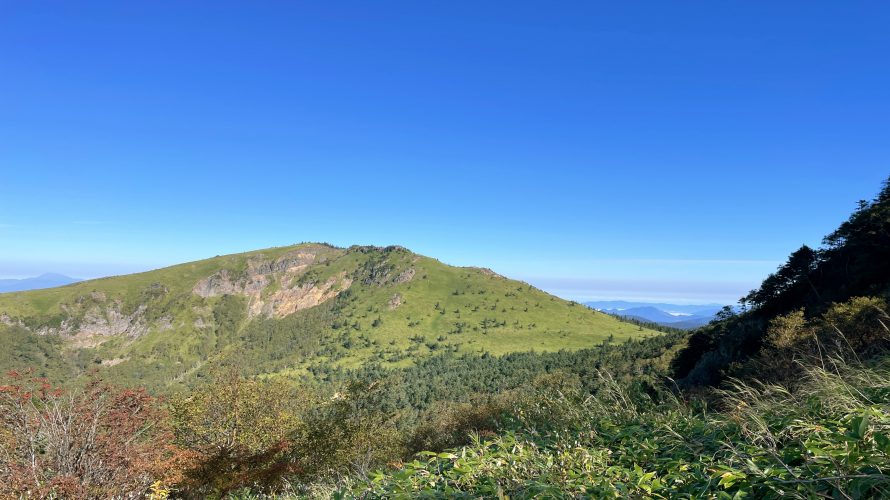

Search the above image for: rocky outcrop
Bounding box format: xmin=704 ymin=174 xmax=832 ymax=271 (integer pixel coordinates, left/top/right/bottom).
xmin=395 ymin=268 xmax=416 ymax=283
xmin=388 ymin=293 xmax=403 ymax=310
xmin=157 ymin=315 xmax=174 ymax=331
xmin=100 ymin=357 xmax=129 ymax=367
xmin=192 ymin=269 xmax=250 ymax=297
xmin=357 ymin=259 xmax=415 ymax=287
xmin=36 ymin=300 xmax=149 ymax=338
xmin=80 ymin=303 xmax=148 ymax=337
xmin=247 ymin=251 xmax=318 ymax=274
xmin=254 ymin=274 xmax=353 ymax=318
xmin=22 ymin=298 xmax=152 ymax=347
xmin=0 ymin=313 xmax=23 ymax=327
xmin=467 ymin=267 xmax=505 ymax=279
xmin=193 ymin=250 xmax=351 ymax=319
xmin=193 ymin=251 xmax=319 ymax=298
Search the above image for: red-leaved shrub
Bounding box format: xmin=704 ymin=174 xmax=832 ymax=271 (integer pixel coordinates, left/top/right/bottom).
xmin=0 ymin=370 xmax=175 ymax=498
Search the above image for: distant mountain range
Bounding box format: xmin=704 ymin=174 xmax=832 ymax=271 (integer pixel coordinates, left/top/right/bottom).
xmin=584 ymin=300 xmax=725 ymax=329
xmin=0 ymin=273 xmax=81 ymax=293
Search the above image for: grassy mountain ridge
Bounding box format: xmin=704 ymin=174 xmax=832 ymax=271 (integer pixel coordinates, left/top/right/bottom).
xmin=0 ymin=243 xmax=658 ymax=390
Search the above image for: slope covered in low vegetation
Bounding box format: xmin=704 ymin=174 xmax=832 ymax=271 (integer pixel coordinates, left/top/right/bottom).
xmin=2 ymin=178 xmax=889 ymax=498
xmin=348 ymin=296 xmax=890 ymax=499
xmin=0 ymin=244 xmax=657 ymax=391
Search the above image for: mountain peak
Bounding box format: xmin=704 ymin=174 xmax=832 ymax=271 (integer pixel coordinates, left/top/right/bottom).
xmin=0 ymin=243 xmax=660 ymax=390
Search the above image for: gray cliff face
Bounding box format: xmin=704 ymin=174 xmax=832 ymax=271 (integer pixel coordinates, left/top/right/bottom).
xmin=3 ymin=281 xmax=169 ymax=342
xmin=395 ymin=267 xmax=416 ymax=283
xmin=192 ymin=251 xmax=319 ymax=298
xmin=192 ymin=269 xmax=246 ymax=298
xmin=32 ymin=299 xmax=152 ymax=346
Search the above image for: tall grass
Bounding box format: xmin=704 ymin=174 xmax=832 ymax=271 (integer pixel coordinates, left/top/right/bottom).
xmin=346 ymin=351 xmax=890 ymax=499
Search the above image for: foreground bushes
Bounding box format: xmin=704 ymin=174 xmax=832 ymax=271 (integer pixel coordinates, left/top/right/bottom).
xmin=169 ymin=373 xmax=309 ymax=496
xmin=345 ymin=297 xmax=890 ymax=498
xmin=351 ymin=359 xmax=890 ymax=498
xmin=169 ymin=375 xmax=404 ymax=497
xmin=3 ymin=296 xmax=889 ymax=498
xmin=0 ymin=371 xmax=175 ymax=498
xmin=10 ymin=356 xmax=887 ymax=499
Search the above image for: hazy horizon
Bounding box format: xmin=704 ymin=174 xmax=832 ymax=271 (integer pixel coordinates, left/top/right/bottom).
xmin=0 ymin=246 xmax=783 ymax=305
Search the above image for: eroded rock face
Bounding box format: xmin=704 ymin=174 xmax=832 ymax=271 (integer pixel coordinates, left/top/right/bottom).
xmin=395 ymin=268 xmax=416 ymax=283
xmin=192 ymin=250 xmax=352 ymax=318
xmin=388 ymin=293 xmax=403 ymax=310
xmin=79 ymin=303 xmax=148 ymax=337
xmin=254 ymin=274 xmax=353 ymax=318
xmin=193 ymin=251 xmax=318 ymax=298
xmin=193 ymin=269 xmax=238 ymax=297
xmin=0 ymin=313 xmax=23 ymax=327
xmin=33 ymin=300 xmax=150 ymax=346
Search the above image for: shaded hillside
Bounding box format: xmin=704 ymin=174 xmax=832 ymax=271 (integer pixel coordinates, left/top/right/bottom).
xmin=0 ymin=243 xmax=658 ymax=390
xmin=673 ymin=177 xmax=890 ymax=386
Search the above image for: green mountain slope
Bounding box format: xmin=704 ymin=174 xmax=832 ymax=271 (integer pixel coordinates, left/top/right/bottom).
xmin=0 ymin=243 xmax=659 ymax=390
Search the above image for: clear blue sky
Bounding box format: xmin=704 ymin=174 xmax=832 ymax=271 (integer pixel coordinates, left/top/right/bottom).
xmin=1 ymin=2 xmax=888 ymax=304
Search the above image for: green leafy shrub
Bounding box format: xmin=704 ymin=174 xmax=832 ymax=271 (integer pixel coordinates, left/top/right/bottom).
xmin=297 ymin=381 xmax=404 ymax=481
xmin=170 ymin=371 xmax=309 ymax=497
xmin=349 ymin=357 xmax=890 ymax=499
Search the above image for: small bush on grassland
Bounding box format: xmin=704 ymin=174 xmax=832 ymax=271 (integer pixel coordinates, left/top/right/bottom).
xmin=0 ymin=370 xmax=175 ymax=499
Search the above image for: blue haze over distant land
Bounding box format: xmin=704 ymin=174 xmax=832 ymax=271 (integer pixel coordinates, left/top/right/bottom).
xmin=1 ymin=2 xmax=888 ymax=303
xmin=0 ymin=274 xmax=81 ymax=293
xmin=585 ymin=301 xmax=725 ymax=329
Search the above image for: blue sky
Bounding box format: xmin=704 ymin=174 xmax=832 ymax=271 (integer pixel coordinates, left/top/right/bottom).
xmin=1 ymin=2 xmax=888 ymax=304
